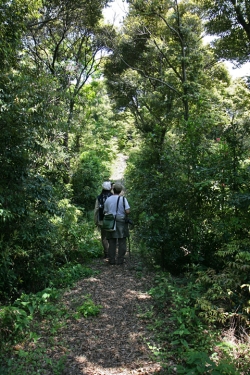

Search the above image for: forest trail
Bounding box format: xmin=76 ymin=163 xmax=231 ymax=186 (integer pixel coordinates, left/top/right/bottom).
xmin=52 ymin=257 xmax=163 ymax=375
xmin=48 ymin=154 xmax=163 ymax=375
xmin=110 ymin=153 xmax=129 ymax=183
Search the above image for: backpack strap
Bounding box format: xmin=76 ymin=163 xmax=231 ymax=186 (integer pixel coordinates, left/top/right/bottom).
xmin=116 ymin=196 xmax=121 ymax=215
xmin=98 ymin=191 xmax=112 ymax=205
xmin=113 ymin=196 xmax=120 ymax=224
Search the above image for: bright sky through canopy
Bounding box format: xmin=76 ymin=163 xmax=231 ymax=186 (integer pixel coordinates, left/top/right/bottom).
xmin=103 ymin=1 xmax=249 ymax=78
xmin=103 ymin=0 xmax=128 ymax=26
xmin=225 ymin=61 xmax=250 ymax=79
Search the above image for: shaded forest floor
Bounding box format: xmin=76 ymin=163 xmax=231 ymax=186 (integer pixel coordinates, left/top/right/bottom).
xmin=44 ymin=153 xmax=164 ymax=374
xmin=50 ymin=256 xmax=163 ymax=375
xmin=2 ymin=153 xmax=249 ymax=374
xmin=5 ymin=256 xmax=165 ymax=375
xmin=1 ymin=153 xmax=168 ymax=374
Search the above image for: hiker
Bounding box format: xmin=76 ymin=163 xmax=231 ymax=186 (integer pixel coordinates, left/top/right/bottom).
xmin=94 ymin=181 xmax=113 ymax=259
xmin=104 ymin=182 xmax=130 ymax=265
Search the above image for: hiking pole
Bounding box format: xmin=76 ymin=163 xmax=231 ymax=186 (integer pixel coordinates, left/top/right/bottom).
xmin=127 ymin=235 xmax=131 ymax=259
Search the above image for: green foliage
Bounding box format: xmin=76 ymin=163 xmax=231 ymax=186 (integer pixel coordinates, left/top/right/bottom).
xmin=75 ymin=294 xmax=102 ymax=318
xmin=1 ymin=2 xmax=250 ymax=373
xmin=108 ymin=0 xmax=248 ymax=276
xmin=50 ymin=264 xmax=96 ymax=289
xmin=195 ymin=243 xmax=250 ymax=327
xmin=0 ymin=306 xmax=30 ymax=345
xmin=125 ymin=144 xmax=190 ymax=273
xmin=198 ymin=0 xmax=250 ymax=64
xmin=0 ymin=0 xmax=36 ymax=70
xmin=13 ymin=288 xmax=61 ymax=318
xmin=177 ymin=351 xmax=240 ymax=375
xmin=71 ymin=151 xmax=111 ymax=210
xmin=125 ymin=77 xmax=250 ymax=279
xmin=0 ymin=346 xmax=67 ymax=375
xmin=0 ymin=63 xmax=67 ymax=298
xmin=0 ymin=288 xmax=61 ymax=348
xmin=147 ymin=270 xmax=247 ymax=374
xmin=0 ymin=192 xmax=100 ymax=300
xmin=0 ymin=0 xmax=113 ymax=305
xmin=0 ymin=264 xmax=96 ymax=352
xmin=52 ymin=198 xmax=102 ymax=263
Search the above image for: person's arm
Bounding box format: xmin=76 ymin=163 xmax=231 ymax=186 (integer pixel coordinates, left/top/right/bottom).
xmin=123 ymin=197 xmax=130 ymax=215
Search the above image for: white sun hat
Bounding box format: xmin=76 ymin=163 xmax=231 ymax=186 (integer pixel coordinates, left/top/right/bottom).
xmin=102 ymin=181 xmax=111 ymax=190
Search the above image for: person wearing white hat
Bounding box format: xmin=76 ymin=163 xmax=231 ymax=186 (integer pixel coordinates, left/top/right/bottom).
xmin=94 ymin=181 xmax=113 ymax=258
xmin=104 ymin=183 xmax=130 ymax=265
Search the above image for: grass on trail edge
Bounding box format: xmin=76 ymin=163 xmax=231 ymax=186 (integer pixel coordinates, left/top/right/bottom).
xmin=1 ymin=258 xmax=250 ymax=375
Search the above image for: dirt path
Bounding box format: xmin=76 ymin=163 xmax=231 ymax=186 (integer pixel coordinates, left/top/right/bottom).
xmin=55 ymin=257 xmax=163 ymax=375
xmin=53 ymin=155 xmax=163 ymax=374
xmin=110 ymin=153 xmax=129 ymax=183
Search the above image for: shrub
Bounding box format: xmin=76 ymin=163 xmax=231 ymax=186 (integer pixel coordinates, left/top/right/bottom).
xmin=71 ymin=150 xmax=111 ymax=210
xmin=75 ymin=294 xmax=102 ymax=318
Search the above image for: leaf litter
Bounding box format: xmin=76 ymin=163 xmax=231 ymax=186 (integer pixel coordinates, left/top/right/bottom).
xmin=49 ymin=256 xmax=164 ymax=375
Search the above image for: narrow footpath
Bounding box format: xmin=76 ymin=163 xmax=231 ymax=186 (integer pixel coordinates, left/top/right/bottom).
xmin=53 ymin=257 xmax=163 ymax=375
xmin=51 ymin=153 xmax=163 ymax=374
xmin=110 ymin=152 xmax=129 ymax=183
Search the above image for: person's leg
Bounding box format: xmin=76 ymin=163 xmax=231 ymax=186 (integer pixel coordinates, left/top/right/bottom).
xmin=108 ymin=238 xmax=117 ymax=264
xmin=117 ymin=237 xmax=127 ymax=264
xmin=101 ymin=228 xmax=109 ymax=258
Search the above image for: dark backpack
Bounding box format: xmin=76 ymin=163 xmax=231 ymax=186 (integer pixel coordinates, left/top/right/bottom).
xmin=97 ymin=192 xmax=112 ymax=221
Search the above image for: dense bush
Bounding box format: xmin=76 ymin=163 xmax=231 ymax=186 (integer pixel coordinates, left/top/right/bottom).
xmin=126 ymin=122 xmax=250 ymax=278
xmin=125 ymin=143 xmax=191 ymax=273
xmin=71 ymin=150 xmax=111 ymax=211
xmin=147 ymin=270 xmax=246 ymax=374
xmin=0 ymin=196 xmax=102 ymax=301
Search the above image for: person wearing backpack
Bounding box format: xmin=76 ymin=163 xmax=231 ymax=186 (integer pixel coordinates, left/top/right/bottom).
xmin=94 ymin=181 xmax=113 ymax=259
xmin=104 ymin=183 xmax=130 ymax=265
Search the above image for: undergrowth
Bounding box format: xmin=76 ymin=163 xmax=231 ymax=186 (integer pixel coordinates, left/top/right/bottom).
xmin=0 ymin=263 xmax=99 ymax=374
xmin=74 ymin=293 xmax=103 ymax=319
xmin=145 ymin=268 xmax=250 ymax=375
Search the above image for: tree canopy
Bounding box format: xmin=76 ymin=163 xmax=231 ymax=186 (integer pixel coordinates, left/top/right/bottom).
xmin=197 ymin=0 xmax=250 ymax=64
xmin=1 ymin=1 xmax=250 ymax=373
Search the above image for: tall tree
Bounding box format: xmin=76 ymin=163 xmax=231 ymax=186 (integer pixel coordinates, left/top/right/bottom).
xmin=197 ymin=0 xmax=250 ymax=64
xmin=0 ymin=0 xmax=36 ymax=70
xmin=105 ymin=0 xmax=218 ymax=138
xmin=0 ymin=0 xmax=114 ymax=298
xmin=24 ymin=0 xmax=111 ymax=170
xmin=104 ymin=0 xmax=250 ymax=274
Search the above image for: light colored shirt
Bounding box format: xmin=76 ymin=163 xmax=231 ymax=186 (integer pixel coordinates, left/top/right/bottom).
xmin=104 ymin=195 xmax=130 ymax=217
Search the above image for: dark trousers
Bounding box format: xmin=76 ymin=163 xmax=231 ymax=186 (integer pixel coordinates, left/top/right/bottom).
xmin=108 ymin=237 xmax=127 ymax=264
